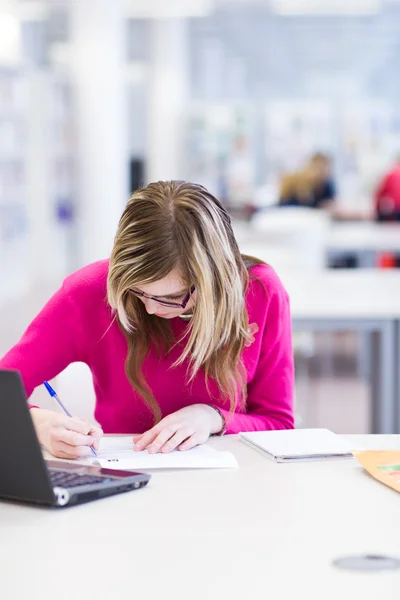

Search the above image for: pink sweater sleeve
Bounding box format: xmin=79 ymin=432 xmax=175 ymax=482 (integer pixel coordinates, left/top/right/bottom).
xmin=0 ymin=281 xmax=85 ymax=400
xmin=218 ymin=274 xmax=295 ymax=433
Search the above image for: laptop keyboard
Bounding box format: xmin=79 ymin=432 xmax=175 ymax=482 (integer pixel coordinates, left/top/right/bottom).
xmin=49 ymin=470 xmax=114 ymax=489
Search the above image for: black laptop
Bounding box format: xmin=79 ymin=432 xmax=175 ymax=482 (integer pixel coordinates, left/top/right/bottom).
xmin=0 ymin=370 xmax=150 ymax=507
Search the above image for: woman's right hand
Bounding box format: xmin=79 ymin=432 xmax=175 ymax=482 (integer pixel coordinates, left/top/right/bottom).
xmin=30 ymin=408 xmax=103 ymax=459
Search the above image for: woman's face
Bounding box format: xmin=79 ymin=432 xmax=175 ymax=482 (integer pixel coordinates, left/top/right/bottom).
xmin=133 ymin=269 xmax=196 ymax=319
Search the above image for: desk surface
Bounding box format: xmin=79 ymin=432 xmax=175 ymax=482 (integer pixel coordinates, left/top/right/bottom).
xmin=236 ymin=219 xmax=400 ymax=257
xmin=328 ymin=222 xmax=400 ymax=252
xmin=1 ymin=434 xmax=399 ymax=600
xmin=278 ymin=268 xmax=400 ymax=320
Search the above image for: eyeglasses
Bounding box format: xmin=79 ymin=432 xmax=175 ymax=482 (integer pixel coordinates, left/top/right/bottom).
xmin=130 ymin=285 xmax=195 ymax=309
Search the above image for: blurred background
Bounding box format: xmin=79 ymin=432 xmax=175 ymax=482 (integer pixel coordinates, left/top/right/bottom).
xmin=1 ymin=0 xmax=400 ymax=432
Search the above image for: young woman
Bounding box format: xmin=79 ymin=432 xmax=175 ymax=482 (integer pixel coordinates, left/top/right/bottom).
xmin=0 ymin=181 xmax=294 ymax=458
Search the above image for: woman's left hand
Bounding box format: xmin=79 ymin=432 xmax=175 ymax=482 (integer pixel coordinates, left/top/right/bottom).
xmin=133 ymin=404 xmax=224 ymax=453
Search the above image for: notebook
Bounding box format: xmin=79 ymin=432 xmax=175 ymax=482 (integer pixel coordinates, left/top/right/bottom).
xmin=82 ymin=436 xmax=239 ymax=470
xmin=239 ymin=429 xmax=359 ymax=463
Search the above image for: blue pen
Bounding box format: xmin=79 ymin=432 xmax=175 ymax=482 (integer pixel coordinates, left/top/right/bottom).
xmin=43 ymin=381 xmax=97 ymax=457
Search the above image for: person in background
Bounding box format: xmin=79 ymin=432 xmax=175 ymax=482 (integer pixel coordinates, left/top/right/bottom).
xmin=374 ymin=155 xmax=400 ymax=221
xmin=0 ymin=181 xmax=294 ymax=459
xmin=279 ymin=152 xmax=336 ymax=211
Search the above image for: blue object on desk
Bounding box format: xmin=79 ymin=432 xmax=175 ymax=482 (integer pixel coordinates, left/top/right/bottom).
xmin=43 ymin=381 xmax=97 ymax=457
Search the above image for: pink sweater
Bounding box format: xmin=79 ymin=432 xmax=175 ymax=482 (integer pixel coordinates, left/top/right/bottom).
xmin=0 ymin=260 xmax=294 ymax=434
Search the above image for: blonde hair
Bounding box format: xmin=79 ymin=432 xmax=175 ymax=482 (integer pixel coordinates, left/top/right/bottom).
xmin=107 ymin=181 xmax=264 ymax=423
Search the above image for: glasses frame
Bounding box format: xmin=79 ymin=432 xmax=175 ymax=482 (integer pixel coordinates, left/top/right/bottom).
xmin=130 ymin=285 xmax=195 ymax=309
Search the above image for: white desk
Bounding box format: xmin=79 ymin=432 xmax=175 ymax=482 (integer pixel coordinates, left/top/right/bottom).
xmin=279 ymin=269 xmax=400 ymax=434
xmin=0 ymin=434 xmax=399 ymax=600
xmin=327 ymin=222 xmax=400 ymax=267
xmin=240 ymin=219 xmax=400 ymax=268
xmin=281 ymin=269 xmax=400 ymax=320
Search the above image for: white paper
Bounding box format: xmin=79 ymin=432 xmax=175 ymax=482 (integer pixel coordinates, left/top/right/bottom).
xmin=239 ymin=429 xmax=362 ymax=462
xmin=86 ymin=436 xmax=238 ymax=470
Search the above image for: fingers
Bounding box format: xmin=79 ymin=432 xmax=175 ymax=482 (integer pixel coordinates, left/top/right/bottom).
xmin=135 ymin=419 xmax=190 ymax=454
xmin=138 ymin=426 xmax=177 ymax=454
xmin=89 ymin=425 xmax=104 ymax=450
xmin=77 ymin=419 xmax=103 ymax=437
xmin=52 ymin=450 xmax=75 ymax=460
xmin=52 ymin=441 xmax=93 ymax=459
xmin=159 ymin=428 xmax=194 ymax=453
xmin=178 ymin=435 xmax=200 ymax=452
xmin=58 ymin=428 xmax=95 ymax=448
xmin=91 ymin=438 xmax=101 ymax=451
xmin=134 ymin=424 xmax=195 ymax=454
xmin=63 ymin=417 xmax=103 ymax=445
xmin=133 ymin=425 xmax=164 ymax=452
xmin=47 ymin=416 xmax=102 ymax=457
xmin=89 ymin=425 xmax=103 ymax=437
xmin=65 ymin=417 xmax=94 ymax=435
xmin=133 ymin=405 xmax=215 ymax=454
